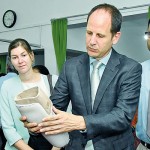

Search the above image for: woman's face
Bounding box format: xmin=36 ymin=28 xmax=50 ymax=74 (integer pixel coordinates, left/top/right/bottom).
xmin=10 ymin=46 xmax=34 ymax=74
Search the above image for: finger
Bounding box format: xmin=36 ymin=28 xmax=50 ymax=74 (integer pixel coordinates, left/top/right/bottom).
xmin=29 ymin=126 xmax=41 ymax=133
xmin=20 ymin=116 xmax=27 ymax=122
xmin=52 ymin=106 xmax=61 ymax=114
xmin=39 ymin=117 xmax=63 ymax=129
xmin=40 ymin=125 xmax=62 ymax=134
xmin=42 ymin=115 xmax=58 ymax=122
xmin=24 ymin=122 xmax=41 ymax=133
xmin=24 ymin=122 xmax=37 ymax=128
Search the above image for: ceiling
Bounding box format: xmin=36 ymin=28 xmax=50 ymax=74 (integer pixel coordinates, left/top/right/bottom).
xmin=68 ymin=13 xmax=148 ymax=29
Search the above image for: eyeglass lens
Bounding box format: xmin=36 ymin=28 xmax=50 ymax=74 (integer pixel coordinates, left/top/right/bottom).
xmin=145 ymin=32 xmax=150 ymax=38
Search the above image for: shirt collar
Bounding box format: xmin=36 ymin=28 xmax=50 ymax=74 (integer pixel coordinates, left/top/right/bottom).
xmin=90 ymin=49 xmax=112 ymax=66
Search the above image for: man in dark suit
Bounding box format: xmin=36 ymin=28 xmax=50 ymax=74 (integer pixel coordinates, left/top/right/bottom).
xmin=24 ymin=3 xmax=142 ymax=150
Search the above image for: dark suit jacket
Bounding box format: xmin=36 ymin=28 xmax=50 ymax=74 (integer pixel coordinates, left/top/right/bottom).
xmin=51 ymin=49 xmax=142 ymax=150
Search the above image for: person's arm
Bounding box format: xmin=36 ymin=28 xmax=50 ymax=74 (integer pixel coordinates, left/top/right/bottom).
xmin=14 ymin=139 xmax=33 ymax=150
xmin=51 ymin=146 xmax=61 ymax=150
xmin=0 ymin=82 xmax=30 ymax=148
xmin=38 ymin=61 xmax=86 ymax=134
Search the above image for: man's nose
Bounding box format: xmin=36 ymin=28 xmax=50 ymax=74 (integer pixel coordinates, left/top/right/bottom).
xmin=90 ymin=35 xmax=97 ymax=45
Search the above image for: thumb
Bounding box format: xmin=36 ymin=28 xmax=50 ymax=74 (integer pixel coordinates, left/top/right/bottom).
xmin=52 ymin=106 xmax=61 ymax=114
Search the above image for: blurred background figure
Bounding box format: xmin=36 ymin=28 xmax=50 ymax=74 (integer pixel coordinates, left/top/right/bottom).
xmin=0 ymin=61 xmax=17 ymax=150
xmin=136 ymin=19 xmax=150 ymax=150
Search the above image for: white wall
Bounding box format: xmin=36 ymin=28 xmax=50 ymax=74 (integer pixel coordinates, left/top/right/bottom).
xmin=114 ymin=17 xmax=149 ymax=62
xmin=0 ymin=0 xmax=150 ymax=74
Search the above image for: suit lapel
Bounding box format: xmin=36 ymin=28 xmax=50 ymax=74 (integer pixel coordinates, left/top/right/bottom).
xmin=77 ymin=54 xmax=92 ymax=114
xmin=93 ymin=50 xmax=120 ymax=113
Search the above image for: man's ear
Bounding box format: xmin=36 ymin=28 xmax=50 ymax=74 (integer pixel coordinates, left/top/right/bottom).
xmin=112 ymin=32 xmax=121 ymax=45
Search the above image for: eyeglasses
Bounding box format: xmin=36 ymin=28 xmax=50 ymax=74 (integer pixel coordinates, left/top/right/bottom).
xmin=144 ymin=32 xmax=150 ymax=39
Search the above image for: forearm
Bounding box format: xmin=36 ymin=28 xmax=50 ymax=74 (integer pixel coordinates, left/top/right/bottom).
xmin=14 ymin=139 xmax=33 ymax=150
xmin=52 ymin=146 xmax=61 ymax=150
xmin=84 ymin=108 xmax=134 ymax=139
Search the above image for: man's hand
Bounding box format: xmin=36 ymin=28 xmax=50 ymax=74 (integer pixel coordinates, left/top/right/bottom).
xmin=20 ymin=116 xmax=41 ymax=133
xmin=38 ymin=106 xmax=86 ymax=135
